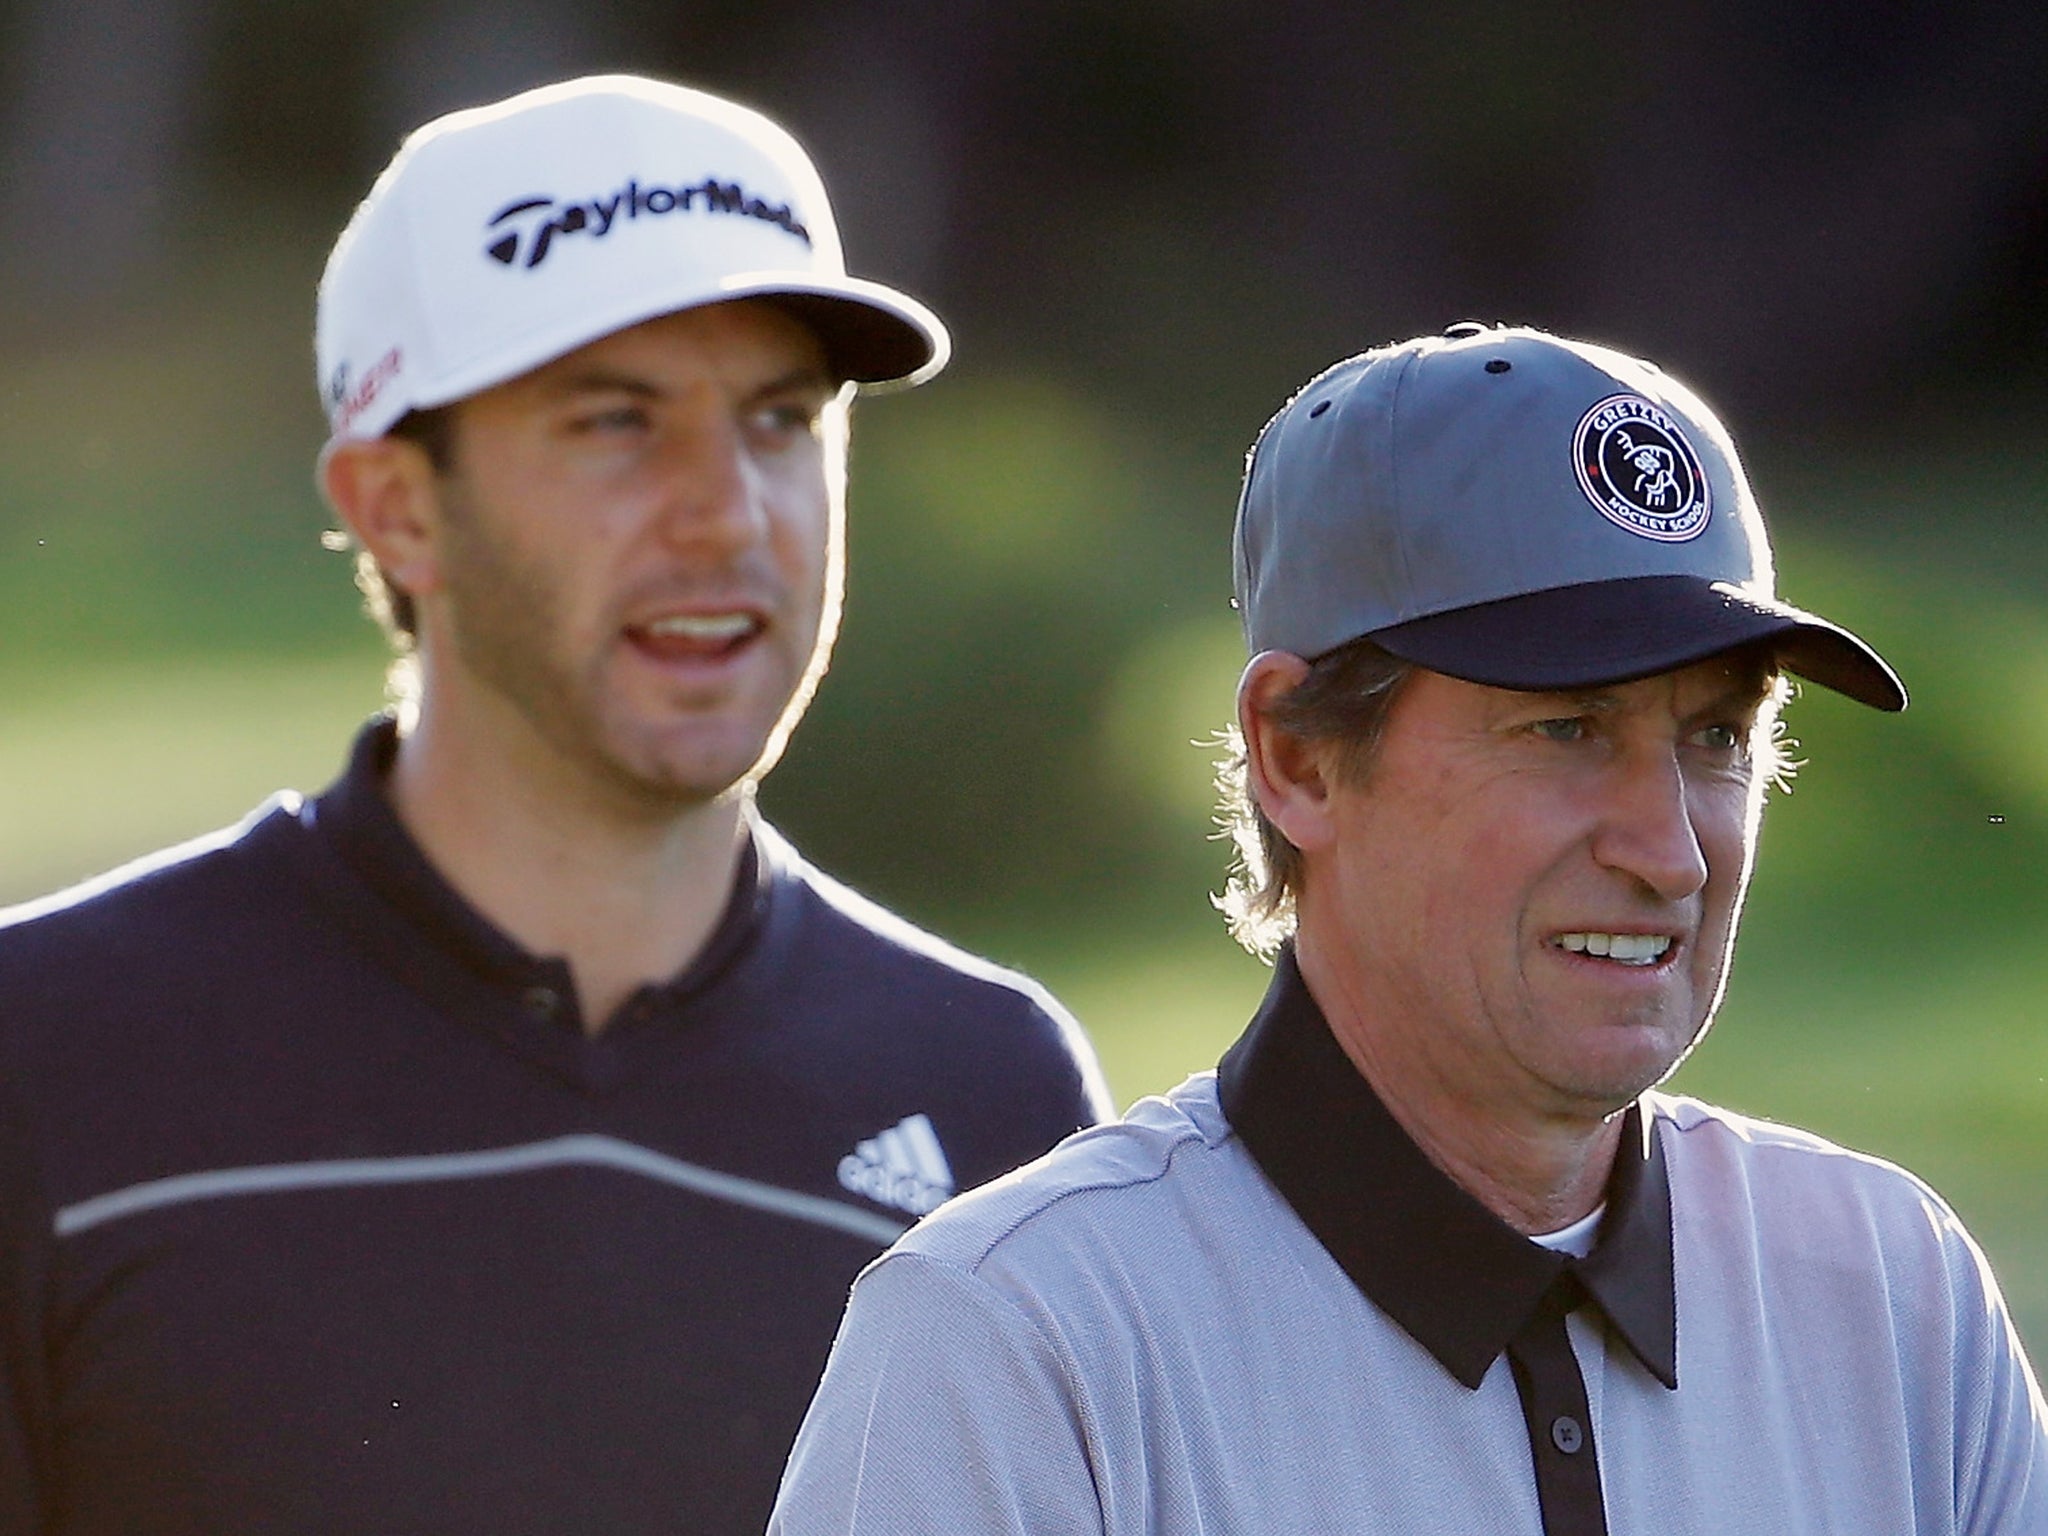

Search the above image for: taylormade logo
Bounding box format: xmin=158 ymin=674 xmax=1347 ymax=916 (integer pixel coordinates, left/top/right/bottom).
xmin=484 ymin=178 xmax=812 ymax=270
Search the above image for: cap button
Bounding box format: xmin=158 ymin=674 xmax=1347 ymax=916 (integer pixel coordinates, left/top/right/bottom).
xmin=1443 ymin=320 xmax=1488 ymax=339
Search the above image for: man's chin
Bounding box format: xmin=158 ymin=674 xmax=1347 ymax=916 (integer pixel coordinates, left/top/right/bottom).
xmin=576 ymin=734 xmax=770 ymax=816
xmin=1551 ymin=1016 xmax=1706 ymax=1109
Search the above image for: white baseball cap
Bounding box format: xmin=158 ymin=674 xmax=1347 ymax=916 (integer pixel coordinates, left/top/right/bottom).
xmin=315 ymin=74 xmax=951 ymax=444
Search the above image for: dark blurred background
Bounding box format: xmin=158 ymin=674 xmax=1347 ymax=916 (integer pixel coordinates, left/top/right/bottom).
xmin=2 ymin=0 xmax=2045 ymax=1346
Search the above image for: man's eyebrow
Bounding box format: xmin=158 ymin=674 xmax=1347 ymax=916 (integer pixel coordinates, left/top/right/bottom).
xmin=544 ymin=368 xmax=662 ymax=399
xmin=1692 ymin=676 xmax=1776 ymax=718
xmin=542 ymin=365 xmax=834 ymax=401
xmin=1524 ymin=688 xmax=1623 ymax=712
xmin=1515 ymin=674 xmax=1773 ymax=716
xmin=748 ymin=365 xmax=836 ymax=399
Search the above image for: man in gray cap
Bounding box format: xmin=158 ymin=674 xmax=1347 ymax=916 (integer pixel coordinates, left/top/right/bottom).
xmin=771 ymin=325 xmax=2048 ymax=1534
xmin=0 ymin=76 xmax=1106 ymax=1535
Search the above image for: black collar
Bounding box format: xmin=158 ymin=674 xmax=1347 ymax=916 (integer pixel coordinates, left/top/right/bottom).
xmin=1218 ymin=948 xmax=1677 ymax=1391
xmin=308 ymin=717 xmax=769 ymax=1023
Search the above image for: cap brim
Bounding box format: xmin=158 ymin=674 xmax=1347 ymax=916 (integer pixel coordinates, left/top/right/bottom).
xmin=746 ymin=281 xmax=949 ymax=390
xmin=1366 ymin=575 xmax=1907 ymax=711
xmin=399 ymin=270 xmax=950 ymax=432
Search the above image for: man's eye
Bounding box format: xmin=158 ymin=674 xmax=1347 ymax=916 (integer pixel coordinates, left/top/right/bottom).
xmin=572 ymin=406 xmax=650 ymax=434
xmin=1692 ymin=722 xmax=1743 ymax=751
xmin=752 ymin=401 xmax=820 ymax=437
xmin=1529 ymin=717 xmax=1588 ymax=743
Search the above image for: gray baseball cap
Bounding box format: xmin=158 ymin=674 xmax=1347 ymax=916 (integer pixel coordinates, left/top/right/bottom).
xmin=1232 ymin=323 xmax=1905 ymax=711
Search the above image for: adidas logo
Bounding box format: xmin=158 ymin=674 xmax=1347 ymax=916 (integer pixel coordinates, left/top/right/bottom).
xmin=837 ymin=1113 xmax=955 ymax=1218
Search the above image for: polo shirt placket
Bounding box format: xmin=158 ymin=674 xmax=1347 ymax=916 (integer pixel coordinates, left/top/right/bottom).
xmin=312 ymin=721 xmax=775 ymax=1083
xmin=1510 ymin=1278 xmax=1606 ymax=1535
xmin=1218 ymin=950 xmax=1676 ymax=1536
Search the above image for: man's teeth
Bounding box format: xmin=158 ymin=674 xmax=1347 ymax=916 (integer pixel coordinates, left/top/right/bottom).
xmin=643 ymin=613 xmax=754 ymax=641
xmin=1556 ymin=932 xmax=1672 ymax=966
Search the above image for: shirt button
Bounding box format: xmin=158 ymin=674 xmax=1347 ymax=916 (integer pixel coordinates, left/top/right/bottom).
xmin=521 ymin=985 xmax=561 ymax=1018
xmin=1551 ymin=1415 xmax=1585 ymax=1454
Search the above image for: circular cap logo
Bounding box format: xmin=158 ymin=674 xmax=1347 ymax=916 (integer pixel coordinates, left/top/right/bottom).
xmin=1572 ymin=394 xmax=1710 ymax=542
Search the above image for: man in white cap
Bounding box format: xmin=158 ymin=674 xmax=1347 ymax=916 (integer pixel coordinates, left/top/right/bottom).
xmin=0 ymin=76 xmax=1107 ymax=1535
xmin=771 ymin=325 xmax=2048 ymax=1534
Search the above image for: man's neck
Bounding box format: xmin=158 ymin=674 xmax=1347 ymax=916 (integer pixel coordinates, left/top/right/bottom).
xmin=385 ymin=707 xmax=748 ymax=1035
xmin=1293 ymin=935 xmax=1625 ymax=1236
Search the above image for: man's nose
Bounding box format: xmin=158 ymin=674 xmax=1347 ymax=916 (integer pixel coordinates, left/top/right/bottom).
xmin=649 ymin=405 xmax=767 ymax=551
xmin=1590 ymin=745 xmax=1710 ymax=903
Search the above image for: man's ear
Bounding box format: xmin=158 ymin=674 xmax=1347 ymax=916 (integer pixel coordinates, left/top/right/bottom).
xmin=1239 ymin=650 xmax=1339 ymax=857
xmin=318 ymin=436 xmax=446 ymax=604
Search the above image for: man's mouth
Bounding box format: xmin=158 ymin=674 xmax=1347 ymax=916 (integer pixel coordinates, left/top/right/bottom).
xmin=627 ymin=611 xmax=764 ymax=660
xmin=1552 ymin=931 xmax=1674 ymax=967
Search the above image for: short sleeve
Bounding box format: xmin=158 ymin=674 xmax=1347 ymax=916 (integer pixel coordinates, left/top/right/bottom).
xmin=769 ymin=1251 xmax=1104 ymax=1536
xmin=1945 ymin=1206 xmax=2048 ymax=1533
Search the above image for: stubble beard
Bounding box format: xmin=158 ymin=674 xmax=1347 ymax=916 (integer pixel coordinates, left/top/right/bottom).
xmin=432 ymin=494 xmax=796 ymax=818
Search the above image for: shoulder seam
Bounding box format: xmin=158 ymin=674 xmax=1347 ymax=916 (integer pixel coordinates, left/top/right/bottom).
xmin=949 ymin=1121 xmax=1214 ymax=1274
xmin=1647 ymin=1093 xmax=1956 ymax=1209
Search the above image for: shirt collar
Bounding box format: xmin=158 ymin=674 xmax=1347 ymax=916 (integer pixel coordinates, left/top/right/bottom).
xmin=308 ymin=716 xmax=769 ymax=1013
xmin=1217 ymin=947 xmax=1677 ymax=1391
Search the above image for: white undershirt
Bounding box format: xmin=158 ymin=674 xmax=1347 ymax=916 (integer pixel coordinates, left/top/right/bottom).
xmin=1529 ymin=1203 xmax=1606 ymax=1258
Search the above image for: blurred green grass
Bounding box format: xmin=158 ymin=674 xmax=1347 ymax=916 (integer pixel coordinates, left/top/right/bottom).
xmin=4 ymin=647 xmax=2039 ymax=1361
xmin=1 ymin=239 xmax=2043 ymax=1365
xmin=0 ymin=652 xmax=383 ymax=901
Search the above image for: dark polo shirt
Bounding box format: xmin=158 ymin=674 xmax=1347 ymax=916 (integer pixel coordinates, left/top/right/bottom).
xmin=0 ymin=719 xmax=1109 ymax=1535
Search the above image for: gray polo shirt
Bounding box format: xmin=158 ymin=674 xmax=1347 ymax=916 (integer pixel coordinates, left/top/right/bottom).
xmin=772 ymin=954 xmax=2048 ymax=1534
